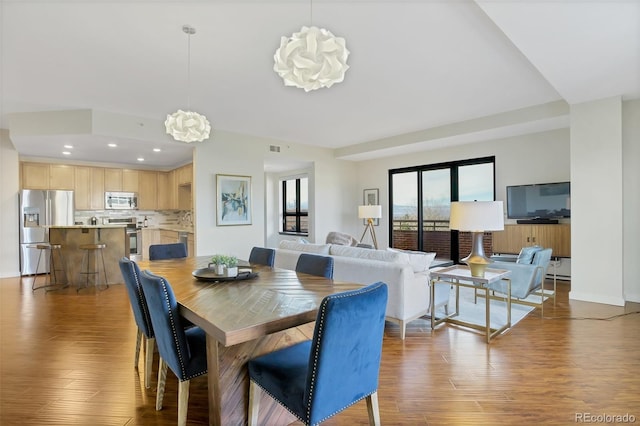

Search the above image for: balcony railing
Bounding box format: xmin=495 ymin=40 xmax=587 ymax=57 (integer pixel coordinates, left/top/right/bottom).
xmin=392 ymin=219 xmax=450 ymax=232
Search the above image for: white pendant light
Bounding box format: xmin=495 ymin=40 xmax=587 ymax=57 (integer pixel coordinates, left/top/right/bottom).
xmin=165 ymin=25 xmax=211 ymax=143
xmin=273 ymin=2 xmax=349 ymax=92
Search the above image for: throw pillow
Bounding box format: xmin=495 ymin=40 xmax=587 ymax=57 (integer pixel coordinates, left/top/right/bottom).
xmin=387 ymin=248 xmax=437 ymax=272
xmin=279 ymin=240 xmax=331 ymax=254
xmin=516 ymin=245 xmax=542 ymax=264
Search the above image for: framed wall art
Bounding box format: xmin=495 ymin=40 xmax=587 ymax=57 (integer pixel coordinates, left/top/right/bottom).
xmin=216 ymin=174 xmax=252 ymax=226
xmin=363 ymin=188 xmax=379 ymax=226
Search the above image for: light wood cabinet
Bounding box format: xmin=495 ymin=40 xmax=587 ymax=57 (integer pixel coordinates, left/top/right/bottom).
xmin=492 ymin=224 xmax=571 ymax=257
xmin=122 ymin=169 xmax=139 ymax=192
xmin=104 ymin=168 xmax=123 ymax=191
xmin=157 ymin=172 xmax=171 ymax=210
xmin=138 ymin=171 xmax=158 ymax=210
xmin=176 ymin=163 xmax=192 ymax=185
xmin=74 ymin=167 xmax=105 ymax=210
xmin=187 ymin=233 xmax=195 ymax=258
xmin=160 ymin=230 xmax=179 ymax=245
xmin=21 ymin=163 xmax=50 ymax=189
xmin=141 ymin=228 xmax=161 ymax=260
xmin=49 ymin=164 xmax=74 ymax=190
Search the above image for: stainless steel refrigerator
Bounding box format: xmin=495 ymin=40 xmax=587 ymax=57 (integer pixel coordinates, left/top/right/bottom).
xmin=19 ymin=190 xmax=75 ymax=275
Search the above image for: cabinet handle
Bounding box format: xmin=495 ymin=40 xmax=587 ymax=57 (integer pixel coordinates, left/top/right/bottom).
xmin=527 ymin=237 xmax=530 ymax=242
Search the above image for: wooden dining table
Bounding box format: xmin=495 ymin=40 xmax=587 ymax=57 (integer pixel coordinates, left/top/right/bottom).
xmin=138 ymin=255 xmax=363 ymax=426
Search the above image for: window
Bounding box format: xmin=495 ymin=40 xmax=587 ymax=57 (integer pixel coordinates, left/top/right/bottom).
xmin=281 ymin=176 xmax=308 ymax=235
xmin=389 ymin=157 xmax=495 ymax=262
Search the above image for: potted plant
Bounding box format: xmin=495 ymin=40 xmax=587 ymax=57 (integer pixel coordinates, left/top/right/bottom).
xmin=223 ymin=255 xmax=239 ymax=277
xmin=210 ymin=254 xmax=239 ymax=276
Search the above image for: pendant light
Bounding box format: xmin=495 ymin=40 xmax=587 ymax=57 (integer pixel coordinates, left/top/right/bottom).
xmin=273 ymin=1 xmax=350 ymax=92
xmin=165 ymin=25 xmax=211 ymax=143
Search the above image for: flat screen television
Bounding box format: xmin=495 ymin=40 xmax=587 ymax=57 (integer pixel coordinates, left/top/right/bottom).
xmin=506 ymin=182 xmax=570 ymax=223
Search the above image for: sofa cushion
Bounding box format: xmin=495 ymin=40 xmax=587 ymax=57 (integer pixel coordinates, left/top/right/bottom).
xmin=279 ymin=240 xmax=331 ymax=255
xmin=516 ymin=245 xmax=542 ymax=264
xmin=387 ymin=248 xmax=436 ymax=272
xmin=329 ymin=245 xmax=410 ymax=265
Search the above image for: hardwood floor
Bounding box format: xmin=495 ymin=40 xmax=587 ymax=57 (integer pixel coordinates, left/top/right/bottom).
xmin=1 ymin=276 xmax=639 ymax=425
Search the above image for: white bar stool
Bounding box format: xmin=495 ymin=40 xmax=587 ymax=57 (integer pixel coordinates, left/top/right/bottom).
xmin=31 ymin=243 xmax=68 ymax=291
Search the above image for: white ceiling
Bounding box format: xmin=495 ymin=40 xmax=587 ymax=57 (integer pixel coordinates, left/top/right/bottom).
xmin=2 ymin=0 xmax=639 ymax=169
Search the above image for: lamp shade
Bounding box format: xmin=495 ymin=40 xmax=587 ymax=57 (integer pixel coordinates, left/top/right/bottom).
xmin=449 ymin=201 xmax=504 ymax=232
xmin=358 ymin=205 xmax=382 ymax=219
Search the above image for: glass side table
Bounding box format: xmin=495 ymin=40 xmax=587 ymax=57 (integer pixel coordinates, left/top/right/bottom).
xmin=430 ymin=265 xmax=512 ymax=343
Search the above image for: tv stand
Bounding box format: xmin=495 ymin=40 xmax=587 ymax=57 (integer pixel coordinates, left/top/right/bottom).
xmin=516 ymin=218 xmax=559 ymax=224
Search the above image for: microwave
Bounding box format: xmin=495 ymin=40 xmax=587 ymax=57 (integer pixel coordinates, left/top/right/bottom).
xmin=105 ymin=192 xmax=138 ymax=210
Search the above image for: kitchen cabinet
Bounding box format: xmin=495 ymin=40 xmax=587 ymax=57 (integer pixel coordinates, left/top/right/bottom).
xmin=176 ymin=163 xmax=192 ymax=185
xmin=141 ymin=228 xmax=160 ymax=260
xmin=122 ymin=169 xmax=139 ymax=192
xmin=138 ymin=171 xmax=158 ymax=210
xmin=187 ymin=233 xmax=195 ymax=257
xmin=21 ymin=162 xmax=49 ymax=189
xmin=492 ymin=224 xmax=571 ymax=258
xmin=49 ymin=164 xmax=74 ymax=190
xmin=157 ymin=172 xmax=172 ymax=210
xmin=104 ymin=168 xmax=123 ymax=191
xmin=75 ymin=167 xmax=105 ymax=210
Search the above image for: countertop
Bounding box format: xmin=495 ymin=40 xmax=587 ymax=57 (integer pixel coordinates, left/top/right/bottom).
xmin=142 ymin=226 xmax=194 ymax=234
xmin=46 ymin=225 xmax=127 ymax=229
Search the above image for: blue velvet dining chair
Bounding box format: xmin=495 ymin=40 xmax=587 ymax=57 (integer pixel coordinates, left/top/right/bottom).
xmin=148 ymin=243 xmax=187 ymax=261
xmin=295 ymin=253 xmax=334 ymax=279
xmin=248 ymin=246 xmax=275 ymax=267
xmin=139 ymin=270 xmax=208 ymax=426
xmin=118 ymin=257 xmax=157 ymax=389
xmin=248 ymin=281 xmax=388 ymax=426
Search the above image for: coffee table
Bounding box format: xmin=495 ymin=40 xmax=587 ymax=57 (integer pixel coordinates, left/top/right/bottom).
xmin=429 ymin=265 xmax=512 ymax=343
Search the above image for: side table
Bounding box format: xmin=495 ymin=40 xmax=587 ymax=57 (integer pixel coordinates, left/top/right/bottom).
xmin=430 ymin=265 xmax=512 ymax=343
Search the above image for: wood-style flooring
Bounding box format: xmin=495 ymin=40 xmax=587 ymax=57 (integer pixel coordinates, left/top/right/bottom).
xmin=1 ymin=276 xmax=639 ymax=425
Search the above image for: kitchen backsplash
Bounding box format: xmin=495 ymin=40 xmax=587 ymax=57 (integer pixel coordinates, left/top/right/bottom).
xmin=75 ymin=210 xmax=193 ymax=230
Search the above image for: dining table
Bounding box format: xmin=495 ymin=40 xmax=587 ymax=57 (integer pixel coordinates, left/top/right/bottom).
xmin=138 ymin=255 xmax=363 ymax=426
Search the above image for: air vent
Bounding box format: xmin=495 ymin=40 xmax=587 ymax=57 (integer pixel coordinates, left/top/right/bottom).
xmin=269 ymin=145 xmax=281 ymax=152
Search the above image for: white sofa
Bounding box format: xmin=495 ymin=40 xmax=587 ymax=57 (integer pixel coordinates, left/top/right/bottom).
xmin=274 ymin=240 xmax=451 ymax=339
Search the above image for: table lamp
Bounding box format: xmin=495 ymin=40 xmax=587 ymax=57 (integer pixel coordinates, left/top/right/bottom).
xmin=449 ymin=201 xmax=504 ymax=278
xmin=358 ymin=205 xmax=382 ymax=249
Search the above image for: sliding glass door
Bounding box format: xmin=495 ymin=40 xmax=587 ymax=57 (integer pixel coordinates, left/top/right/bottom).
xmin=389 ymin=157 xmax=495 ymax=262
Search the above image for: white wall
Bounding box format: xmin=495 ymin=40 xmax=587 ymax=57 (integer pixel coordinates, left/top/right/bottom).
xmin=193 ymin=130 xmax=357 ymax=259
xmin=354 ymin=129 xmax=571 ymax=249
xmin=0 ymin=130 xmax=20 ymax=278
xmin=570 ymin=97 xmax=624 ymax=306
xmin=622 ymin=99 xmax=640 ymax=303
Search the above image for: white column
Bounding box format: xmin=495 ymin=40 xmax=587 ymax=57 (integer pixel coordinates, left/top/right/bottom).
xmin=569 ymin=97 xmax=624 ymax=305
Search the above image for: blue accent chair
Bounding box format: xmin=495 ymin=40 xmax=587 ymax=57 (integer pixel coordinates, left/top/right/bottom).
xmin=139 ymin=270 xmax=207 ymax=426
xmin=482 ymin=247 xmax=555 ymax=315
xmin=149 ymin=243 xmax=187 ymax=261
xmin=249 ymin=246 xmax=275 ymax=267
xmin=295 ymin=253 xmax=334 ymax=279
xmin=118 ymin=257 xmax=157 ymax=389
xmin=248 ymin=281 xmax=388 ymax=426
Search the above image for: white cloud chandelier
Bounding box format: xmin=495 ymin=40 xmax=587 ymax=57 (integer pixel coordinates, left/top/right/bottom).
xmin=273 ymin=25 xmax=350 ymax=92
xmin=165 ymin=25 xmax=211 ymax=143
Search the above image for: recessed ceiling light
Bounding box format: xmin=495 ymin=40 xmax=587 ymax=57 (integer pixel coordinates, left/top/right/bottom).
xmin=62 ymin=151 xmax=71 ymax=155
xmin=137 ymin=157 xmax=145 ymax=162
xmin=108 ymin=143 xmax=117 ymax=148
xmin=63 ymin=144 xmax=73 ymax=149
xmin=153 ymin=148 xmax=161 ymax=152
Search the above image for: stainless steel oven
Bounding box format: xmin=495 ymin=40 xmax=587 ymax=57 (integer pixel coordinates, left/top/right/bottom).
xmin=108 ymin=217 xmax=141 ymax=260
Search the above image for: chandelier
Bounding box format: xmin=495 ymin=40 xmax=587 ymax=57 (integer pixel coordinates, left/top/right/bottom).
xmin=273 ymin=2 xmax=349 ymax=92
xmin=165 ymin=25 xmax=211 ymax=143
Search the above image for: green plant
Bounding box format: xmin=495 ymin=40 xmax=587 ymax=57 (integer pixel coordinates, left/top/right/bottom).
xmin=211 ymin=254 xmax=238 ymax=268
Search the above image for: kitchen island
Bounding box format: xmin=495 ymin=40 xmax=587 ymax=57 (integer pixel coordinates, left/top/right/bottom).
xmin=49 ymin=226 xmax=129 ymax=287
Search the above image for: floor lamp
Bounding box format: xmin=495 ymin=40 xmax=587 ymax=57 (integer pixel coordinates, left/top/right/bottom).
xmin=358 ymin=205 xmax=382 ymax=249
xmin=449 ymin=201 xmax=504 ymax=278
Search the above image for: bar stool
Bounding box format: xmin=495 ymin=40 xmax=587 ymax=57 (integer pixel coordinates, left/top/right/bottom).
xmin=31 ymin=243 xmax=68 ymax=291
xmin=78 ymin=243 xmax=109 ymax=291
